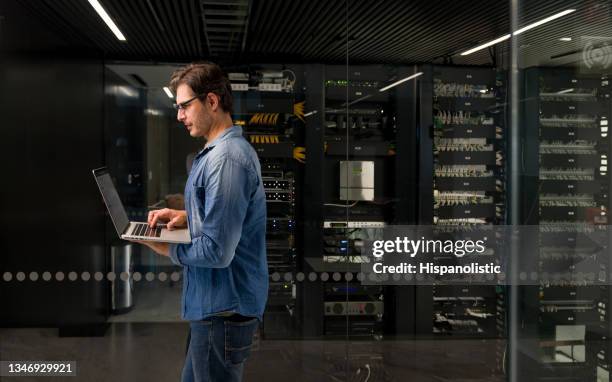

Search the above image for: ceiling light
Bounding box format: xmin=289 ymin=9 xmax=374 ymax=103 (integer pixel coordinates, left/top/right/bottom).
xmin=163 ymin=87 xmax=174 ymax=98
xmin=379 ymin=72 xmax=423 ymax=92
xmin=344 ymin=94 xmax=373 ymax=106
xmin=559 ymin=37 xmax=572 ymax=42
xmin=460 ymin=35 xmax=511 ymax=56
xmin=87 ymin=0 xmax=126 ymax=41
xmin=118 ymin=86 xmax=137 ymax=98
xmin=512 ymin=9 xmax=576 ymax=36
xmin=144 ymin=109 xmax=163 ymax=116
xmin=556 ymin=88 xmax=574 ymax=94
xmin=460 ymin=9 xmax=575 ymax=56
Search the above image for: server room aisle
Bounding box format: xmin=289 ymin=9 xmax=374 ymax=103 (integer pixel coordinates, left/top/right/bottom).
xmin=1 ymin=325 xmax=504 ymax=382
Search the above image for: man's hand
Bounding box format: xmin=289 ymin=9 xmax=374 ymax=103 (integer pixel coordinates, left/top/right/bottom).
xmin=132 ymin=240 xmax=170 ymax=257
xmin=148 ymin=208 xmax=187 ymax=230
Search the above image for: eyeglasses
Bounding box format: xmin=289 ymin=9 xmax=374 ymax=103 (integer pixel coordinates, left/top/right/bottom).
xmin=173 ymin=93 xmax=207 ymax=111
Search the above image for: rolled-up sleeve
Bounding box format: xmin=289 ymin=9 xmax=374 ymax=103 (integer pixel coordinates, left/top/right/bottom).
xmin=170 ymin=155 xmax=253 ymax=268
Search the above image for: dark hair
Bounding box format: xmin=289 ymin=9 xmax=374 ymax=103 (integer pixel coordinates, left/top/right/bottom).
xmin=169 ymin=61 xmax=233 ymax=113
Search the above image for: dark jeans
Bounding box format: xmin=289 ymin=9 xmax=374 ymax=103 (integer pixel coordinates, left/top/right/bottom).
xmin=181 ymin=315 xmax=259 ymax=382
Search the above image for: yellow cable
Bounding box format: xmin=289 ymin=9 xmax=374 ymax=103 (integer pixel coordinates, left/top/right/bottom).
xmin=293 ymin=147 xmax=306 ymax=163
xmin=293 ymin=101 xmax=305 ymax=122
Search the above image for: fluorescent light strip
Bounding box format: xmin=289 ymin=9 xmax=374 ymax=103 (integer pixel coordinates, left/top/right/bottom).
xmin=460 ymin=34 xmax=511 ymax=56
xmin=379 ymin=72 xmax=423 ymax=92
xmin=87 ymin=0 xmax=126 ymax=41
xmin=513 ymin=9 xmax=576 ymax=36
xmin=557 ymin=88 xmax=574 ymax=94
xmin=163 ymin=87 xmax=174 ymax=98
xmin=118 ymin=86 xmax=137 ymax=98
xmin=342 ymin=94 xmax=373 ymax=107
xmin=460 ymin=9 xmax=576 ymax=56
xmin=145 ymin=108 xmax=163 ymax=116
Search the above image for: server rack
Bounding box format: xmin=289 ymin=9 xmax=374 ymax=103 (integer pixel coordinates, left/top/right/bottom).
xmin=320 ymin=65 xmax=398 ymax=338
xmin=520 ymin=67 xmax=611 ymax=381
xmin=416 ymin=65 xmax=507 ymax=339
xmin=230 ymin=66 xmax=303 ymax=339
xmin=300 ymin=64 xmax=417 ymax=338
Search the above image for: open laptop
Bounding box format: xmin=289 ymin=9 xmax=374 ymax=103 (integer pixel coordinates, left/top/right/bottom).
xmin=93 ymin=167 xmax=191 ymax=243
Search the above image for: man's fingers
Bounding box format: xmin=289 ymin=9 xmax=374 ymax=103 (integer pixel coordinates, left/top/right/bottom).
xmin=149 ymin=212 xmax=159 ymax=227
xmin=167 ymin=216 xmax=180 ymax=230
xmin=167 ymin=215 xmax=181 ymax=230
xmin=149 ymin=209 xmax=168 ymax=227
xmin=148 ymin=208 xmax=176 ymax=227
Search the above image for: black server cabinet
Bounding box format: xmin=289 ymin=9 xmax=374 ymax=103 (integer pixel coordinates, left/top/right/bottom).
xmin=416 ymin=65 xmax=507 ymax=344
xmin=322 ymin=65 xmax=396 ymax=338
xmin=229 ymin=65 xmax=304 ymax=339
xmin=517 ymin=67 xmax=612 ymax=382
xmin=301 ymin=64 xmax=417 ymax=338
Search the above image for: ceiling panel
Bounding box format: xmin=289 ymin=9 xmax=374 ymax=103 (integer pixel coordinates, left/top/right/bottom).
xmin=9 ymin=0 xmax=607 ymax=68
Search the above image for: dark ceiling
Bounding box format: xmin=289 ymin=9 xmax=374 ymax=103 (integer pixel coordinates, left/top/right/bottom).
xmin=6 ymin=0 xmax=610 ymax=67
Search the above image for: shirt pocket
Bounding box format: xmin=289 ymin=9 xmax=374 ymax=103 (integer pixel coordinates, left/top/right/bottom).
xmin=224 ymin=318 xmax=259 ymax=364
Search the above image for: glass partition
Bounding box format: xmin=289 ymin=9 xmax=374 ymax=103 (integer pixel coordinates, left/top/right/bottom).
xmin=512 ymin=1 xmax=612 ymax=381
xmin=4 ymin=0 xmax=612 ymax=381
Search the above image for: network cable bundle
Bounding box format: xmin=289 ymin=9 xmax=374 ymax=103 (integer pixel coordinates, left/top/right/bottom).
xmin=230 ymin=69 xmax=302 ymax=159
xmin=431 ymin=67 xmax=506 ymax=339
xmin=531 ymin=68 xmax=611 ymax=381
xmin=229 ymin=69 xmax=296 ymax=93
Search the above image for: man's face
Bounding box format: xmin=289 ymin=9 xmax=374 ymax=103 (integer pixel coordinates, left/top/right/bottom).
xmin=175 ymin=83 xmax=212 ymax=138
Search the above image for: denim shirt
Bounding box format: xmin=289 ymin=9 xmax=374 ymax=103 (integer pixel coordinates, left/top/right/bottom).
xmin=169 ymin=125 xmax=268 ymax=321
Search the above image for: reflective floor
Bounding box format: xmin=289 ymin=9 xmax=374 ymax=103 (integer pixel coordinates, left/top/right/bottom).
xmin=1 ymin=323 xmax=505 ymax=382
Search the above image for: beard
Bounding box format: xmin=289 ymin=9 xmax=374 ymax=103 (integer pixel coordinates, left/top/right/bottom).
xmin=190 ymin=115 xmax=213 ymax=138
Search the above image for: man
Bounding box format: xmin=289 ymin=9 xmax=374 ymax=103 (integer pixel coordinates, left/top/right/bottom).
xmin=136 ymin=62 xmax=268 ymax=382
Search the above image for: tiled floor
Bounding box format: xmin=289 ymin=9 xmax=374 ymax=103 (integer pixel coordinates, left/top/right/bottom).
xmin=1 ymin=323 xmax=505 ymax=382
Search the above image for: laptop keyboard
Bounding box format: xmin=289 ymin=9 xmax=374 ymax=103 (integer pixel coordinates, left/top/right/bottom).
xmin=130 ymin=223 xmax=162 ymax=238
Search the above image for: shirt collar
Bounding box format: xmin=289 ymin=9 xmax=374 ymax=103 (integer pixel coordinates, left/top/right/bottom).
xmin=195 ymin=125 xmax=243 ymax=159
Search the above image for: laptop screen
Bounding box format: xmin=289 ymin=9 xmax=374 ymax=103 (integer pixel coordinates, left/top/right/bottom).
xmin=92 ymin=168 xmax=130 ymax=237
